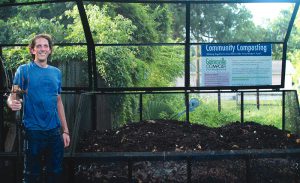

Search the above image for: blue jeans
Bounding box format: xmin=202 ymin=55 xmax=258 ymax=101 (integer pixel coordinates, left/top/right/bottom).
xmin=23 ymin=127 xmax=64 ymax=183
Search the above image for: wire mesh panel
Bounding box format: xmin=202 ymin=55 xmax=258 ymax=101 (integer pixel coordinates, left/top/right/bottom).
xmin=191 ymin=160 xmax=247 ymax=182
xmin=285 ymin=90 xmax=300 ymax=136
xmin=74 ymin=160 xmax=128 ymax=183
xmin=67 ymin=90 xmax=300 ymax=182
xmin=131 ymin=160 xmax=187 ymax=182
xmin=248 ymin=158 xmax=300 ymax=182
xmin=189 ymin=92 xmax=241 ymax=127
xmin=243 ymin=91 xmax=282 ymax=128
xmin=142 ymin=93 xmax=185 ymax=121
xmin=0 ymin=159 xmax=18 ymax=183
xmin=71 ymin=90 xmax=300 ymax=153
xmin=71 ymin=92 xmax=141 ymax=153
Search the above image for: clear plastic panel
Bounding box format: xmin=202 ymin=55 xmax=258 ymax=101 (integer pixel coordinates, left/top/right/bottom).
xmin=2 ymin=45 xmax=89 ymax=88
xmin=0 ymin=2 xmax=84 ymax=44
xmin=52 ymin=46 xmax=89 ymax=88
xmin=95 ymin=46 xmax=185 ymax=88
xmin=84 ymin=2 xmax=186 ymax=44
xmin=190 ymin=3 xmax=293 ymax=43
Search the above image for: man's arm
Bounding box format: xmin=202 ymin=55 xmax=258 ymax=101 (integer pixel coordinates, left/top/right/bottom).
xmin=57 ymin=95 xmax=70 ymax=147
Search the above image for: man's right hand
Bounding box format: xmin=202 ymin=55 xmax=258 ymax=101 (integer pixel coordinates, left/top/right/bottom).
xmin=7 ymin=99 xmax=22 ymax=111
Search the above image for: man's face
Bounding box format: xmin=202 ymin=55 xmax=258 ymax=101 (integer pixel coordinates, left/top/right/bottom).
xmin=31 ymin=38 xmax=52 ymax=62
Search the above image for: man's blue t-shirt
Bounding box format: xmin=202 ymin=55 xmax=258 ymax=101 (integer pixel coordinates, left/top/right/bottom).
xmin=13 ymin=61 xmax=62 ymax=130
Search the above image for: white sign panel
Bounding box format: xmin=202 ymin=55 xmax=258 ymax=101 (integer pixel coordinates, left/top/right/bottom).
xmin=201 ymin=44 xmax=272 ymax=86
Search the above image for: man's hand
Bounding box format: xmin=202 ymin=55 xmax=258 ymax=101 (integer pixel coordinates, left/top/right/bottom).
xmin=62 ymin=133 xmax=70 ymax=148
xmin=7 ymin=85 xmax=23 ymax=111
xmin=7 ymin=99 xmax=22 ymax=111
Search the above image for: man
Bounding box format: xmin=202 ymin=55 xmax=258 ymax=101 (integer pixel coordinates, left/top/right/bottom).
xmin=7 ymin=34 xmax=70 ymax=183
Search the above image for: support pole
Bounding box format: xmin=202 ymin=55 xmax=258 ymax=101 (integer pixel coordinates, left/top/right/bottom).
xmin=241 ymin=92 xmax=244 ymax=123
xmin=0 ymin=47 xmax=4 ymax=151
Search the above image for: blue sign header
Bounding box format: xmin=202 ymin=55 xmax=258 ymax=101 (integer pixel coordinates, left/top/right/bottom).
xmin=201 ymin=43 xmax=272 ymax=56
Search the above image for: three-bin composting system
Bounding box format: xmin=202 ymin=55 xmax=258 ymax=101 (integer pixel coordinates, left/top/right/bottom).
xmin=68 ymin=90 xmax=300 ymax=183
xmin=1 ymin=0 xmax=300 ymax=183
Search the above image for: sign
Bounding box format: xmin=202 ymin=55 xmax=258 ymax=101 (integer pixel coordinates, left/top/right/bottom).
xmin=200 ymin=43 xmax=272 ymax=86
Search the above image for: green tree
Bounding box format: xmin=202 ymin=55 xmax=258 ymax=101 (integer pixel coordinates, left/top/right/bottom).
xmin=109 ymin=3 xmax=174 ymax=61
xmin=65 ymin=4 xmax=136 ymax=44
xmin=287 ymin=12 xmax=300 ymax=89
xmin=0 ymin=3 xmax=70 ymax=44
xmin=171 ymin=3 xmax=260 ymax=86
xmin=65 ymin=4 xmax=183 ymax=88
xmin=61 ymin=3 xmax=183 ymax=124
xmin=265 ymin=6 xmax=300 ymax=88
xmin=171 ymin=3 xmax=258 ymax=43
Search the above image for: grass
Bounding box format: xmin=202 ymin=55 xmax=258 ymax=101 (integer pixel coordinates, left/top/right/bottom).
xmin=188 ymin=98 xmax=282 ymax=129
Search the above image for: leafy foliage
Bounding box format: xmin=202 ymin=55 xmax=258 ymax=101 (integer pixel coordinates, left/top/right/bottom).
xmin=287 ymin=10 xmax=300 ymax=89
xmin=143 ymin=100 xmax=175 ymax=120
xmin=141 ymin=94 xmax=185 ymax=121
xmin=265 ymin=6 xmax=300 ymax=89
xmin=145 ymin=46 xmax=184 ymax=87
xmin=96 ymin=47 xmax=137 ymax=88
xmin=2 ymin=47 xmax=30 ymax=70
xmin=65 ymin=4 xmax=136 ymax=43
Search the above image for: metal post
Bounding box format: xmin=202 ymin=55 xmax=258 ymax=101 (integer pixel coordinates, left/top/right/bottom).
xmin=218 ymin=90 xmax=221 ymax=113
xmin=245 ymin=158 xmax=250 ymax=183
xmin=185 ymin=2 xmax=191 ymax=123
xmin=185 ymin=2 xmax=190 ymax=89
xmin=241 ymin=91 xmax=244 ymax=123
xmin=256 ymin=89 xmax=260 ymax=110
xmin=139 ymin=94 xmax=143 ymax=121
xmin=128 ymin=160 xmax=133 ymax=182
xmin=76 ymin=0 xmax=97 ymax=130
xmin=282 ymin=91 xmax=286 ymax=131
xmin=0 ymin=47 xmax=4 ymax=151
xmin=186 ymin=92 xmax=190 ymax=123
xmin=187 ymin=158 xmax=191 ymax=183
xmin=66 ymin=158 xmax=75 ymax=183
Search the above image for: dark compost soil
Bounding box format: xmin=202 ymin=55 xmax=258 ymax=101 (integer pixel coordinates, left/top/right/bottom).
xmin=75 ymin=120 xmax=300 ymax=183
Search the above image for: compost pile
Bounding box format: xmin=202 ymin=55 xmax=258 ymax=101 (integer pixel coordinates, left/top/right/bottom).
xmin=75 ymin=120 xmax=300 ymax=183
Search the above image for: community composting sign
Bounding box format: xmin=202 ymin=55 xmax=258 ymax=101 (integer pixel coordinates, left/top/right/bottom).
xmin=201 ymin=43 xmax=272 ymax=86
